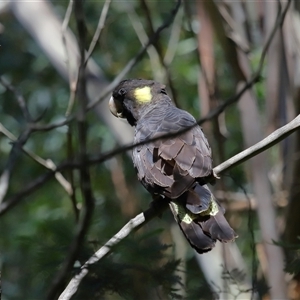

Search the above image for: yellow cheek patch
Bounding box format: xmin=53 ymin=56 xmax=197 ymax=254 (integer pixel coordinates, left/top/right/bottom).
xmin=134 ymin=86 xmax=152 ymax=103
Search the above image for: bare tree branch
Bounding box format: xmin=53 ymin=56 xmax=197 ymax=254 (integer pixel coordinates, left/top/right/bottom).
xmin=138 ymin=0 xmax=179 ymax=106
xmin=85 ymin=0 xmax=111 ymax=64
xmin=0 ymin=123 xmax=72 ymax=195
xmin=65 ymin=125 xmax=79 ymax=222
xmin=216 ymin=3 xmax=250 ymax=54
xmin=127 ymin=6 xmax=164 ymax=81
xmin=164 ymin=5 xmax=183 ymax=66
xmin=0 ymin=77 xmax=73 ymax=198
xmin=46 ymin=1 xmax=95 ymax=299
xmin=213 ymin=114 xmax=300 ymax=174
xmin=0 ymin=128 xmax=32 ymax=204
xmin=0 ymin=171 xmax=53 ymax=216
xmin=60 ymin=0 xmax=79 ymax=219
xmin=58 ymin=113 xmax=300 ymax=300
xmin=58 ymin=201 xmax=168 ymax=300
xmin=61 ymin=0 xmax=77 ymax=117
xmin=0 ymin=76 xmax=32 ymax=122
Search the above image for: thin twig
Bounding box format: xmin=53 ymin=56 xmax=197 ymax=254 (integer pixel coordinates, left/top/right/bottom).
xmin=216 ymin=3 xmax=250 ymax=53
xmin=61 ymin=0 xmax=79 ymax=220
xmin=0 ymin=76 xmax=32 ymax=122
xmin=85 ymin=0 xmax=111 ymax=64
xmin=61 ymin=0 xmax=74 ymax=70
xmin=127 ymin=6 xmax=164 ymax=81
xmin=198 ymin=0 xmax=291 ymax=123
xmin=58 ymin=201 xmax=168 ymax=300
xmin=0 ymin=128 xmax=32 ymax=204
xmin=0 ymin=171 xmax=54 ymax=216
xmin=0 ymin=123 xmax=72 ymax=195
xmin=30 ymin=118 xmax=72 ymax=132
xmin=66 ymin=124 xmax=79 ymax=222
xmin=164 ymin=4 xmax=184 ymax=66
xmin=138 ymin=0 xmax=179 ymax=106
xmin=61 ymin=0 xmax=77 ymax=117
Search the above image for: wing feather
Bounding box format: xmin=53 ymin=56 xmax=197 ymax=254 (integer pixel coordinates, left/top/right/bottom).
xmin=133 ymin=105 xmax=213 ymax=198
xmin=176 ymin=144 xmax=196 ymax=171
xmin=159 ymin=139 xmax=184 ymax=160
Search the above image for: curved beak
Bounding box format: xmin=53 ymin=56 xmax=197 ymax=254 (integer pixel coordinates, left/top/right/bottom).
xmin=109 ymin=96 xmax=123 ymax=118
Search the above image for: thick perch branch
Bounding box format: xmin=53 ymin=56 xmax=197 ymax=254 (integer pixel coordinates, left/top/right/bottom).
xmin=214 ymin=114 xmax=300 ymax=175
xmin=58 ymin=114 xmax=300 ymax=300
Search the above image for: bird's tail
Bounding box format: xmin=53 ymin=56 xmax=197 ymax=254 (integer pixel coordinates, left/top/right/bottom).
xmin=169 ymin=184 xmax=237 ymax=254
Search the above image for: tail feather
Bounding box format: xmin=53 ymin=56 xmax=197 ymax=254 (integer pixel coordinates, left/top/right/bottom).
xmin=169 ymin=201 xmax=216 ymax=253
xmin=200 ymin=203 xmax=237 ymax=242
xmin=180 ymin=221 xmax=215 ymax=254
xmin=169 ymin=184 xmax=237 ymax=254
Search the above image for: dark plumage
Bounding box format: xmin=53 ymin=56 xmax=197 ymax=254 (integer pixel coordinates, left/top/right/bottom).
xmin=109 ymin=79 xmax=237 ymax=253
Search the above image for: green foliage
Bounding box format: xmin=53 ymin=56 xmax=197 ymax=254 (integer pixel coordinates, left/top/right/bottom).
xmin=273 ymin=239 xmax=300 ymax=276
xmin=285 ymin=251 xmax=300 ymax=276
xmin=184 ymin=256 xmax=213 ymax=300
xmin=74 ymin=232 xmax=182 ymax=300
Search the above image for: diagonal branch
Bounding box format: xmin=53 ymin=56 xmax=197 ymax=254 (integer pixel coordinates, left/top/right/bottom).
xmin=127 ymin=6 xmax=164 ymax=81
xmin=58 ymin=201 xmax=168 ymax=300
xmin=0 ymin=171 xmax=53 ymax=216
xmin=138 ymin=0 xmax=179 ymax=105
xmin=0 ymin=76 xmax=32 ymax=122
xmin=0 ymin=123 xmax=72 ymax=195
xmin=213 ymin=115 xmax=300 ymax=175
xmin=61 ymin=0 xmax=77 ymax=117
xmin=85 ymin=0 xmax=111 ymax=64
xmin=0 ymin=128 xmax=32 ymax=204
xmin=58 ymin=114 xmax=300 ymax=300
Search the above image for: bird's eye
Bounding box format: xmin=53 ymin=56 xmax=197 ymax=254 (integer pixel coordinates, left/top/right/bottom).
xmin=118 ymin=88 xmax=126 ymax=96
xmin=161 ymin=88 xmax=167 ymax=95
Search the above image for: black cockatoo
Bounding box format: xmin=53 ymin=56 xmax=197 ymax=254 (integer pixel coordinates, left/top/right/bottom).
xmin=109 ymin=79 xmax=237 ymax=253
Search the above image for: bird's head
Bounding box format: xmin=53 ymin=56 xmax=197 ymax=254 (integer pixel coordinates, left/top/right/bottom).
xmin=109 ymin=79 xmax=169 ymax=126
